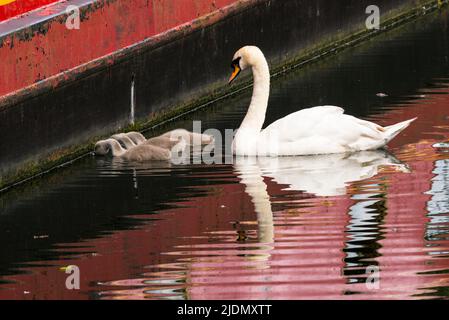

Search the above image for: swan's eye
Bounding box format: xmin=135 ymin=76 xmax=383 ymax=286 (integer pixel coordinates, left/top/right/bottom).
xmin=229 ymin=57 xmax=242 ymax=84
xmin=231 ymin=57 xmax=241 ymax=68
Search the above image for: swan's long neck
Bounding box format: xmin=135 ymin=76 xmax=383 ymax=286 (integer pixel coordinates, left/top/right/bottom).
xmin=238 ymin=58 xmax=270 ymax=133
xmin=235 ymin=159 xmax=274 ymax=243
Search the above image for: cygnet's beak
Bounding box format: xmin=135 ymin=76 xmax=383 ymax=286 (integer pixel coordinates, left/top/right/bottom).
xmin=229 ymin=64 xmax=241 ymax=84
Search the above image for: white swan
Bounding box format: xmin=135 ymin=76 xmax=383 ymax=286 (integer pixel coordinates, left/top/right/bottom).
xmin=228 ymin=46 xmax=417 ymax=156
xmin=94 ymin=139 xmax=171 ymax=161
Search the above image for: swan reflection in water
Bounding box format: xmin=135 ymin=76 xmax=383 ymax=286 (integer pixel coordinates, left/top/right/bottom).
xmin=95 ymin=149 xmax=412 ymax=297
xmin=100 ymin=149 xmax=410 ymax=244
xmin=234 ymin=150 xmax=411 ymax=243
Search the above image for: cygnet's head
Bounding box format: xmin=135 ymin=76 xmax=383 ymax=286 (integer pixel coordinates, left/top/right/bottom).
xmin=94 ymin=139 xmax=122 ymax=156
xmin=94 ymin=140 xmax=111 ymax=156
xmin=229 ymin=46 xmax=265 ymax=84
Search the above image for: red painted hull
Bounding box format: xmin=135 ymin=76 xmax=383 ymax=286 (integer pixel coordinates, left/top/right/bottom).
xmin=0 ymin=0 xmax=242 ymax=100
xmin=0 ymin=0 xmax=60 ymax=22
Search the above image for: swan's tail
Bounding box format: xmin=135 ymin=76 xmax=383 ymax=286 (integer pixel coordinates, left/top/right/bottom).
xmin=383 ymin=117 xmax=417 ymax=144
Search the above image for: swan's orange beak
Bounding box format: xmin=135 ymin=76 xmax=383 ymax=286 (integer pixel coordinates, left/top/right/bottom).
xmin=229 ymin=65 xmax=241 ymax=84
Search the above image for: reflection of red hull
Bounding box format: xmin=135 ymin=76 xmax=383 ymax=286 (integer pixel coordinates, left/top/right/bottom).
xmin=373 ymin=88 xmax=449 ymax=299
xmin=0 ymin=182 xmax=256 ymax=299
xmin=1 ymin=88 xmax=449 ymax=300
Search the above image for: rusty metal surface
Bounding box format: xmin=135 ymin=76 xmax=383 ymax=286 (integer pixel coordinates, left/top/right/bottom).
xmin=0 ymin=0 xmax=243 ymax=101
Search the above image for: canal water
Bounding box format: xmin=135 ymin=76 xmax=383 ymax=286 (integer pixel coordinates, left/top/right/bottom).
xmin=1 ymin=9 xmax=449 ymax=300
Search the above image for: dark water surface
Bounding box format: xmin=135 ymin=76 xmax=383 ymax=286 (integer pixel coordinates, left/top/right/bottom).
xmin=1 ymin=10 xmax=449 ymax=299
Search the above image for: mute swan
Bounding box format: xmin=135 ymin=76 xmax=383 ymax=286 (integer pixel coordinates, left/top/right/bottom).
xmin=94 ymin=139 xmax=171 ymax=161
xmin=229 ymin=46 xmax=417 ymax=156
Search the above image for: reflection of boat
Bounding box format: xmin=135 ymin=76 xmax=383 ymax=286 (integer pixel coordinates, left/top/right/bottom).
xmin=235 ymin=150 xmax=410 ymax=197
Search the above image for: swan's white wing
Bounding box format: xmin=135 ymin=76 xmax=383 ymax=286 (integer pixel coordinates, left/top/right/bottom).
xmin=262 ymin=106 xmax=344 ymax=140
xmin=259 ymin=106 xmax=386 ymax=155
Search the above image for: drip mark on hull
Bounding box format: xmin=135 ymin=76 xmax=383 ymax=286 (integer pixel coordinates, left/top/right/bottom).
xmin=130 ymin=75 xmax=136 ymax=125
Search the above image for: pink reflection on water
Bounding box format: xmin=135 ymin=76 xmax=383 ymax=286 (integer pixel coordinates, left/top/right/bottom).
xmin=1 ymin=85 xmax=449 ymax=300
